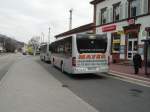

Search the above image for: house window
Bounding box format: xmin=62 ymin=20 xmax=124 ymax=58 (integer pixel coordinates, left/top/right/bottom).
xmin=130 ymin=0 xmax=140 ymax=17
xmin=101 ymin=8 xmax=107 ymax=24
xmin=113 ymin=2 xmax=120 ymax=21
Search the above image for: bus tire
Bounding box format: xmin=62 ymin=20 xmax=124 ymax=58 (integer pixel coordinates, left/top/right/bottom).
xmin=44 ymin=56 xmax=46 ymax=62
xmin=52 ymin=58 xmax=55 ymax=66
xmin=40 ymin=57 xmax=42 ymax=61
xmin=61 ymin=62 xmax=64 ymax=73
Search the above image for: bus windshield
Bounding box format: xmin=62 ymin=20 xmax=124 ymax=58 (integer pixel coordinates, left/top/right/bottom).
xmin=76 ymin=34 xmax=107 ymax=53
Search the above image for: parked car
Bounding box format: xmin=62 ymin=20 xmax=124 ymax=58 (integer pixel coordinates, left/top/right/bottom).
xmin=22 ymin=52 xmax=27 ymax=55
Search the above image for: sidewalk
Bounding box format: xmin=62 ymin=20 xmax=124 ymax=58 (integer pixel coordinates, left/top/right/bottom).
xmin=109 ymin=63 xmax=150 ymax=87
xmin=0 ymin=57 xmax=98 ymax=112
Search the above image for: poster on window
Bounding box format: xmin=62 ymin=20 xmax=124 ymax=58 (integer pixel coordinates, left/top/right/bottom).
xmin=120 ymin=45 xmax=125 ymax=54
xmin=138 ymin=44 xmax=144 ymax=55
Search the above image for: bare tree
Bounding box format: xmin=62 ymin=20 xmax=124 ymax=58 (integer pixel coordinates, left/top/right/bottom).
xmin=28 ymin=36 xmax=40 ymax=56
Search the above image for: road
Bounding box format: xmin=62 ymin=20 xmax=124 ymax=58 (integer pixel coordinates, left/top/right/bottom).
xmin=0 ymin=55 xmax=150 ymax=112
xmin=0 ymin=53 xmax=23 ymax=81
xmin=36 ymin=57 xmax=150 ymax=112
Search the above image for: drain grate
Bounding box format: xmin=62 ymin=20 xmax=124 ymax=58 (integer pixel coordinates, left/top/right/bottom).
xmin=129 ymin=89 xmax=143 ymax=97
xmin=130 ymin=89 xmax=143 ymax=93
xmin=62 ymin=84 xmax=69 ymax=88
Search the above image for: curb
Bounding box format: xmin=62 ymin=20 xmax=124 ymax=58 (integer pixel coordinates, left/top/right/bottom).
xmin=108 ymin=70 xmax=150 ymax=88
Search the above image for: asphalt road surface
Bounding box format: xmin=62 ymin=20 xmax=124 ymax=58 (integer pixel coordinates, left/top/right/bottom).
xmin=0 ymin=55 xmax=150 ymax=112
xmin=0 ymin=53 xmax=24 ymax=81
xmin=36 ymin=57 xmax=150 ymax=112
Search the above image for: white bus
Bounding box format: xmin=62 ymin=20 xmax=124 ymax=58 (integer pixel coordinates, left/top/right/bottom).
xmin=40 ymin=43 xmax=51 ymax=62
xmin=51 ymin=34 xmax=108 ymax=74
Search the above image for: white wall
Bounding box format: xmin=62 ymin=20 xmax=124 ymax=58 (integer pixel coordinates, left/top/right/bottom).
xmin=94 ymin=0 xmax=150 ymax=61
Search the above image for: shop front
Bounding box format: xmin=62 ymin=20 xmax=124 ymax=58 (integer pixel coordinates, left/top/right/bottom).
xmin=143 ymin=27 xmax=150 ymax=75
xmin=111 ymin=32 xmax=121 ymax=63
xmin=101 ymin=24 xmax=121 ymax=63
xmin=123 ymin=24 xmax=141 ymax=61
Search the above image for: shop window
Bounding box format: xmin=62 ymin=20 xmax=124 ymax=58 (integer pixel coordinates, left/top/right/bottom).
xmin=111 ymin=33 xmax=121 ymax=53
xmin=113 ymin=43 xmax=120 ymax=51
xmin=128 ymin=53 xmax=132 ymax=58
xmin=101 ymin=8 xmax=107 ymax=24
xmin=128 ymin=41 xmax=132 ymax=51
xmin=130 ymin=0 xmax=140 ymax=17
xmin=113 ymin=2 xmax=120 ymax=21
xmin=133 ymin=41 xmax=138 ymax=51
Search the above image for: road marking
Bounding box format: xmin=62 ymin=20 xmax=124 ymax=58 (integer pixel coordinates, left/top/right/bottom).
xmin=108 ymin=71 xmax=150 ymax=88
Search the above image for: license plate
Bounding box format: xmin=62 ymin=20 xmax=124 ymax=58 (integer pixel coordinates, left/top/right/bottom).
xmin=88 ymin=67 xmax=97 ymax=70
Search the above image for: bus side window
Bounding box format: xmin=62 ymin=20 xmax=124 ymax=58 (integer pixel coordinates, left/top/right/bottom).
xmin=68 ymin=43 xmax=72 ymax=54
xmin=64 ymin=41 xmax=72 ymax=55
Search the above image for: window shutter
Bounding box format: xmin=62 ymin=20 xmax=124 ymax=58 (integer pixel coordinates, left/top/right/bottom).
xmin=125 ymin=1 xmax=129 ymax=19
xmin=119 ymin=4 xmax=123 ymax=20
xmin=143 ymin=0 xmax=148 ymax=14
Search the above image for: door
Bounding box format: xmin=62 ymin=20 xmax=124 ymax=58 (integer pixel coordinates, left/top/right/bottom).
xmin=127 ymin=39 xmax=138 ymax=60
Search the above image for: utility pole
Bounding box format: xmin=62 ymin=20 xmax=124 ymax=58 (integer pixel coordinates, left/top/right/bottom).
xmin=48 ymin=27 xmax=50 ymax=44
xmin=47 ymin=27 xmax=50 ymax=53
xmin=41 ymin=32 xmax=44 ymax=43
xmin=69 ymin=9 xmax=73 ymax=30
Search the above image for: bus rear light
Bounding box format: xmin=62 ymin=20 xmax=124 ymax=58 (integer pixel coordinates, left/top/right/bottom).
xmin=72 ymin=57 xmax=76 ymax=67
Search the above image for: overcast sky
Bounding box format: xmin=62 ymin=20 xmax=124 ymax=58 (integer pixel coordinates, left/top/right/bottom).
xmin=0 ymin=0 xmax=93 ymax=43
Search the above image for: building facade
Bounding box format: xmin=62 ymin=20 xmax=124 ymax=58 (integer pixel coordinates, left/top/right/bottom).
xmin=91 ymin=0 xmax=150 ymax=63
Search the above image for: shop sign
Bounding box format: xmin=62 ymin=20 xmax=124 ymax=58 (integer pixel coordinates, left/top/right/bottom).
xmin=123 ymin=24 xmax=141 ymax=34
xmin=102 ymin=25 xmax=116 ymax=32
xmin=117 ymin=30 xmax=124 ymax=35
xmin=113 ymin=39 xmax=120 ymax=44
xmin=128 ymin=19 xmax=135 ymax=25
xmin=124 ymin=29 xmax=138 ymax=34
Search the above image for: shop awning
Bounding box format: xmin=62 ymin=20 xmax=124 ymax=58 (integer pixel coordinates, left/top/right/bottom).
xmin=123 ymin=24 xmax=141 ymax=34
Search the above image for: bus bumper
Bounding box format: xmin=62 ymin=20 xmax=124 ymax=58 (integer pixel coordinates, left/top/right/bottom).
xmin=71 ymin=66 xmax=108 ymax=74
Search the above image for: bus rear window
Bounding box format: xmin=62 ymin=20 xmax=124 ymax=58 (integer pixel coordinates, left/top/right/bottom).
xmin=76 ymin=35 xmax=107 ymax=53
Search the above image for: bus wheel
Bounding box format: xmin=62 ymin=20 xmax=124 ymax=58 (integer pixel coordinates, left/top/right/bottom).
xmin=61 ymin=63 xmax=64 ymax=73
xmin=40 ymin=57 xmax=42 ymax=61
xmin=52 ymin=58 xmax=55 ymax=66
xmin=44 ymin=56 xmax=46 ymax=62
